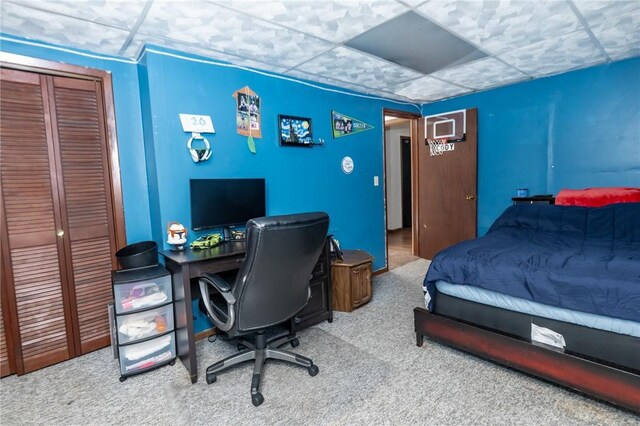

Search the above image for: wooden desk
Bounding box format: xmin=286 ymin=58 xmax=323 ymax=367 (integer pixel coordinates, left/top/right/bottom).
xmin=160 ymin=239 xmax=332 ymax=383
xmin=161 ymin=242 xmax=246 ymax=384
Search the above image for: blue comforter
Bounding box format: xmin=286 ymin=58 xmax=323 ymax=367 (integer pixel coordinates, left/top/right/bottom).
xmin=423 ymin=203 xmax=640 ymax=322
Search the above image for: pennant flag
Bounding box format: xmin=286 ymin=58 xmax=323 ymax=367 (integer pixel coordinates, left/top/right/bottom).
xmin=331 ymin=110 xmax=374 ymax=138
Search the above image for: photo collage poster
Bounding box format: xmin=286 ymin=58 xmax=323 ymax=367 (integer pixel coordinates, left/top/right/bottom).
xmin=233 ymin=86 xmax=262 ymax=139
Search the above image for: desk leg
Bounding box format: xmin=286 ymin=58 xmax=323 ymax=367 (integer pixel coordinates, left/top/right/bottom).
xmin=169 ymin=262 xmax=198 ymax=383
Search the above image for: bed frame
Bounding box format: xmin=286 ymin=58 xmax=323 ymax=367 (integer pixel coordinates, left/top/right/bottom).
xmin=414 ymin=306 xmax=640 ymax=413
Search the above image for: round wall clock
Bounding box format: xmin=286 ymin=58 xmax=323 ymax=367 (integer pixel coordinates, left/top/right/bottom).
xmin=341 ymin=156 xmax=354 ymax=174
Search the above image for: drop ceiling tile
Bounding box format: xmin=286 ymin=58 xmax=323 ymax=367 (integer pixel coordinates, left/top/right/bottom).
xmin=0 ymin=2 xmax=130 ymax=55
xmin=398 ymin=0 xmax=429 ymax=6
xmin=286 ymin=69 xmax=368 ymax=90
xmin=125 ymin=35 xmax=289 ymax=73
xmin=285 ymin=68 xmax=407 ymax=101
xmin=574 ymin=1 xmax=640 ymax=60
xmin=589 ymin=21 xmax=640 ymax=61
xmin=430 ymin=57 xmax=528 ymax=90
xmin=417 ymin=0 xmax=582 ymax=55
xmin=345 ymin=11 xmax=486 ymax=74
xmin=6 ymin=0 xmax=147 ymax=30
xmin=392 ymin=76 xmax=473 ymax=102
xmin=139 ymin=1 xmax=333 ymax=67
xmin=295 ymin=46 xmax=424 ymax=90
xmin=497 ymin=30 xmax=606 ymax=76
xmin=212 ymin=0 xmax=409 ymax=43
xmin=573 ymin=0 xmax=639 ymax=23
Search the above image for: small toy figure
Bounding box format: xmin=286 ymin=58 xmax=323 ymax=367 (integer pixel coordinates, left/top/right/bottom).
xmin=167 ymin=222 xmax=187 ymax=251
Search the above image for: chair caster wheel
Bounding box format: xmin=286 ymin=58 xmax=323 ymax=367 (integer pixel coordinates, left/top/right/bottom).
xmin=206 ymin=373 xmax=217 ymax=384
xmin=237 ymin=343 xmax=246 ymax=351
xmin=252 ymin=392 xmax=264 ymax=407
xmin=169 ymin=360 xmax=175 ymax=366
xmin=308 ymin=365 xmax=319 ymax=376
xmin=119 ymin=376 xmax=127 ymax=382
xmin=290 ymin=338 xmax=299 ymax=348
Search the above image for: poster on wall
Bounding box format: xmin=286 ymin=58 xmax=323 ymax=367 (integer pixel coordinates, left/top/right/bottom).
xmin=331 ymin=110 xmax=374 ymax=138
xmin=233 ymin=86 xmax=261 ymax=153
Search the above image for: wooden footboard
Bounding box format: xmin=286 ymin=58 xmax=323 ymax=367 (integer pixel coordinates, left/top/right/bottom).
xmin=414 ymin=307 xmax=640 ymax=413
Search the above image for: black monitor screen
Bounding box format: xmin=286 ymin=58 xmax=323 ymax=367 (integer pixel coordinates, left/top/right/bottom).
xmin=190 ymin=179 xmax=266 ymax=231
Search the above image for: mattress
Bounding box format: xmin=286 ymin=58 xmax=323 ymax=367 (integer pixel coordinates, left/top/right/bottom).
xmin=424 ymin=203 xmax=640 ymax=322
xmin=432 ymin=280 xmax=640 ymax=338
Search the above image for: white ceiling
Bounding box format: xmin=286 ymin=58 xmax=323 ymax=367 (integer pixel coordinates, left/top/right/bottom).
xmin=1 ymin=0 xmax=639 ymax=103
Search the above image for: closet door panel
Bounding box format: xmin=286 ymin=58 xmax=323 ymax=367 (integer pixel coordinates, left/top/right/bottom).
xmin=51 ymin=76 xmax=116 ymax=353
xmin=0 ymin=297 xmax=13 ymax=376
xmin=0 ymin=69 xmax=72 ymax=373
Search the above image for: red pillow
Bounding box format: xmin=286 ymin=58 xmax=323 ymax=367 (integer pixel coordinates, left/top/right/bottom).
xmin=555 ymin=187 xmax=640 ymax=207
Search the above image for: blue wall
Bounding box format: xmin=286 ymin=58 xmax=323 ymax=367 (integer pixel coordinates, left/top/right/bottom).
xmin=0 ymin=34 xmax=153 ymax=243
xmin=3 ymin=34 xmax=638 ymax=266
xmin=138 ymin=45 xmax=419 ymax=270
xmin=422 ymin=57 xmax=640 ymax=236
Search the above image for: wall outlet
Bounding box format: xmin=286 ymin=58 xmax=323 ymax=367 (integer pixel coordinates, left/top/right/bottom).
xmin=373 ymin=176 xmax=379 ymax=186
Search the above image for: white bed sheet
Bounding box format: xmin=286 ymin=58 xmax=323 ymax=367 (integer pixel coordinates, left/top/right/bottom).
xmin=433 ymin=280 xmax=640 ymax=338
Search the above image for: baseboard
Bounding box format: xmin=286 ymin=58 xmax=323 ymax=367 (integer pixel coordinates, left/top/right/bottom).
xmin=373 ymin=267 xmax=388 ymax=276
xmin=387 ymin=228 xmax=404 ymax=234
xmin=195 ymin=328 xmax=217 ymax=341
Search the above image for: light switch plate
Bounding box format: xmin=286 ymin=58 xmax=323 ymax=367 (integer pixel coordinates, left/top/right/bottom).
xmin=374 ymin=176 xmax=379 ymax=186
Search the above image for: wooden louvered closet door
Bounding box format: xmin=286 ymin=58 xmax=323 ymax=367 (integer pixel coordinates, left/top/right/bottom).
xmin=0 ymin=68 xmax=118 ymax=375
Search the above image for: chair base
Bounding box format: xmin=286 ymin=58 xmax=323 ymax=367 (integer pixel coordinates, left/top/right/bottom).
xmin=205 ymin=331 xmax=318 ymax=406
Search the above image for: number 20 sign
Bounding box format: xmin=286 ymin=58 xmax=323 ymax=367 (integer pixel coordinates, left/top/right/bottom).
xmin=179 ymin=114 xmax=215 ymax=134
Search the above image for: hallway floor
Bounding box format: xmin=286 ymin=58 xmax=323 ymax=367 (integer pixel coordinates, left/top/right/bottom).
xmin=387 ymin=227 xmax=419 ymax=270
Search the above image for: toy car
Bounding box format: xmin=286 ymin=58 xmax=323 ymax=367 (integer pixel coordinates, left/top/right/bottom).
xmin=190 ymin=233 xmax=223 ymax=250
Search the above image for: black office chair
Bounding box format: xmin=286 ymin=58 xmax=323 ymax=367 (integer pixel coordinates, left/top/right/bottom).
xmin=198 ymin=212 xmax=329 ymax=406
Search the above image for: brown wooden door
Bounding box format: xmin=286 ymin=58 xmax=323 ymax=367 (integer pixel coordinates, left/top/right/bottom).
xmin=418 ymin=108 xmax=477 ymax=259
xmin=0 ymin=67 xmax=120 ymax=374
xmin=48 ymin=76 xmax=118 ymax=354
xmin=0 ymin=69 xmax=75 ymax=373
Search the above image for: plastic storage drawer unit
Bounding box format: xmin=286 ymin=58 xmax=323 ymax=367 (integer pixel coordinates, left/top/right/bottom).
xmin=112 ymin=267 xmax=172 ymax=314
xmin=112 ymin=265 xmax=176 ymax=381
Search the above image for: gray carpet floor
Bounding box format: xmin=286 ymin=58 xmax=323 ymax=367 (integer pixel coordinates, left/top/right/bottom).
xmin=1 ymin=259 xmax=638 ymax=425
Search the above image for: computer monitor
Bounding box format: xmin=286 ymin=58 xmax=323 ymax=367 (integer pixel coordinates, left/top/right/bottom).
xmin=190 ymin=179 xmax=266 ymax=234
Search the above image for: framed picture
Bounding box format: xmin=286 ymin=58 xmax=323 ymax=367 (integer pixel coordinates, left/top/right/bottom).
xmin=278 ymin=115 xmax=313 ymax=147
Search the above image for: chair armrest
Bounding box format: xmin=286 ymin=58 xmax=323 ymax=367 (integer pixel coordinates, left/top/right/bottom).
xmin=199 ymin=273 xmax=236 ymax=332
xmin=201 ymin=272 xmax=233 ymax=294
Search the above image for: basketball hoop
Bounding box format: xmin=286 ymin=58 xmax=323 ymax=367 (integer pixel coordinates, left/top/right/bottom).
xmin=427 ymin=138 xmax=449 ymax=157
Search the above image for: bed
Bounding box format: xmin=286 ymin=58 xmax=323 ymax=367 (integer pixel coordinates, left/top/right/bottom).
xmin=414 ymin=200 xmax=640 ymax=412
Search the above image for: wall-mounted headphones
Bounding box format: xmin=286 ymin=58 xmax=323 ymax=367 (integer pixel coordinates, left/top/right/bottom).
xmin=187 ymin=134 xmax=212 ymax=163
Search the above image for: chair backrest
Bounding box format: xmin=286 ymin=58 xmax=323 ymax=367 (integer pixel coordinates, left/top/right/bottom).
xmin=233 ymin=212 xmax=329 ymax=332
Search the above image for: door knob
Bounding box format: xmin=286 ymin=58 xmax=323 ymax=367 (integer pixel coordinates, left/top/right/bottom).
xmin=56 ymin=230 xmax=64 ymax=237
xmin=465 ymin=195 xmax=475 ymax=200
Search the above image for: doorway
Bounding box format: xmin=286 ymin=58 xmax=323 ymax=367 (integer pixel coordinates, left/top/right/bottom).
xmin=383 ymin=110 xmax=420 ymax=271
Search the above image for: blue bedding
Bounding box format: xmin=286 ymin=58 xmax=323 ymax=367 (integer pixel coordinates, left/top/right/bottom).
xmin=423 ymin=203 xmax=640 ymax=323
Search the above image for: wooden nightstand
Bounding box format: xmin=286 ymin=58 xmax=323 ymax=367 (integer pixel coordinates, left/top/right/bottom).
xmin=331 ymin=250 xmax=373 ymax=312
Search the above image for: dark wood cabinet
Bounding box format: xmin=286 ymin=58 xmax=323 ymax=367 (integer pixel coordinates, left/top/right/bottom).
xmin=289 ymin=238 xmax=333 ymax=332
xmin=331 ymin=250 xmax=373 ymax=312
